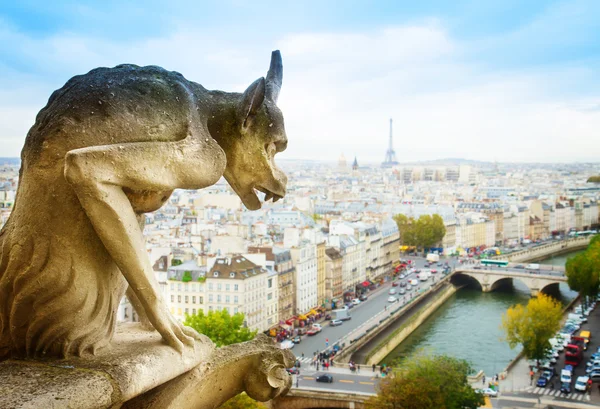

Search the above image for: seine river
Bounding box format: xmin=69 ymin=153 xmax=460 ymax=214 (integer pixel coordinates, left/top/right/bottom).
xmin=380 ymin=252 xmax=582 ymax=375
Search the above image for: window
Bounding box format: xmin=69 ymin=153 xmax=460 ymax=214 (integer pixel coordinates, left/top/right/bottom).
xmin=268 ymin=278 xmax=272 ymax=288
xmin=209 ymin=306 xmax=213 ymax=311
xmin=177 ymin=283 xmax=182 ymax=291
xmin=199 ymin=296 xmax=204 ymax=304
xmin=170 ymin=283 xmax=174 ymax=291
xmin=192 ymin=296 xmax=196 ymax=304
xmin=177 ymin=295 xmax=181 ymax=303
xmin=225 ymin=284 xmax=230 ymax=291
xmin=217 ymin=284 xmax=222 ymax=290
xmin=225 ymin=295 xmax=230 ymax=303
xmin=192 ymin=308 xmax=196 ymax=315
xmin=209 ymin=294 xmax=213 ymax=302
xmin=208 ymin=283 xmax=213 ymax=290
xmin=234 ymin=284 xmax=239 ymax=291
xmin=267 ymin=293 xmax=272 ymax=300
xmin=177 ymin=308 xmax=181 ymax=315
xmin=170 ymin=295 xmax=174 ymax=303
xmin=217 ymin=295 xmax=221 ymax=302
xmin=185 ymin=308 xmax=188 ymax=314
xmin=185 ymin=296 xmax=188 ymax=303
xmin=234 ymin=307 xmax=238 ymax=314
xmin=234 ymin=296 xmax=238 ymax=303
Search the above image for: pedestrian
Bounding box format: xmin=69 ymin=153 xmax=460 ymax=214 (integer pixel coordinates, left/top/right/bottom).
xmin=529 ymin=370 xmax=534 ymax=386
xmin=482 ymin=376 xmax=486 ymax=386
xmin=549 ymin=381 xmax=554 ymax=390
xmin=316 ymin=363 xmax=320 ymax=371
xmin=302 ymin=352 xmax=304 ymax=358
xmin=372 ymin=364 xmax=376 ymax=372
xmin=357 ymin=364 xmax=360 ymax=373
xmin=296 ymin=376 xmax=299 ymax=388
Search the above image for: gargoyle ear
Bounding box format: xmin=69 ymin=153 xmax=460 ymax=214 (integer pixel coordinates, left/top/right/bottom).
xmin=265 ymin=50 xmax=282 ymax=104
xmin=239 ymin=77 xmax=265 ymax=127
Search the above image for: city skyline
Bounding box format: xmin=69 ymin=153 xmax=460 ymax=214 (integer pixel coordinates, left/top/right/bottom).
xmin=1 ymin=1 xmax=600 ymax=163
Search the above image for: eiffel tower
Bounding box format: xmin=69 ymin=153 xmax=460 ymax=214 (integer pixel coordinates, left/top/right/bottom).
xmin=381 ymin=118 xmax=398 ymax=168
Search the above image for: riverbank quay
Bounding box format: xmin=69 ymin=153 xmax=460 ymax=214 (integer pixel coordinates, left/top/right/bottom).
xmin=492 ymin=236 xmax=591 ymax=263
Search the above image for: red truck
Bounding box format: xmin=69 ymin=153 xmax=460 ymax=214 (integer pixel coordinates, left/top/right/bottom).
xmin=565 ymin=336 xmax=585 ymax=366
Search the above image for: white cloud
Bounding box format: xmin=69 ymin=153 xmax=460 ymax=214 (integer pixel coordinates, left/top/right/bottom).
xmin=0 ymin=19 xmax=599 ymax=163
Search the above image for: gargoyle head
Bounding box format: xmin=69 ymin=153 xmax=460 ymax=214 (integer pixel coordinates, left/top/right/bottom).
xmin=214 ymin=50 xmax=288 ymax=211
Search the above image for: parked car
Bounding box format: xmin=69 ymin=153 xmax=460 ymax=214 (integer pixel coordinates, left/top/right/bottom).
xmin=292 ymin=335 xmax=301 ymax=344
xmin=345 ymin=303 xmax=354 ymax=309
xmin=537 ymin=369 xmax=555 ymax=387
xmin=286 ymin=367 xmax=300 ymax=375
xmin=316 ymin=374 xmax=333 ymax=383
xmin=351 ymin=298 xmax=361 ymax=305
xmin=431 ymin=269 xmax=438 ymax=274
xmin=387 ymin=296 xmax=397 ymax=303
xmin=400 ymin=281 xmax=407 ymax=287
xmin=306 ymin=329 xmax=318 ymax=336
xmin=312 ymin=323 xmax=322 ymax=332
xmin=359 ymin=294 xmax=368 ymax=301
xmin=574 ymin=376 xmax=589 ymax=392
xmin=399 ymin=288 xmax=406 ymax=295
xmin=389 ymin=289 xmax=397 ymax=295
xmin=392 ymin=282 xmax=399 ymax=287
xmin=399 ymin=273 xmax=406 ymax=279
xmin=330 ymin=319 xmax=343 ymax=327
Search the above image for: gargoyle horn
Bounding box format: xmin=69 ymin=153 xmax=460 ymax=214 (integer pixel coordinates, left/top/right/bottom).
xmin=265 ymin=50 xmax=282 ymax=104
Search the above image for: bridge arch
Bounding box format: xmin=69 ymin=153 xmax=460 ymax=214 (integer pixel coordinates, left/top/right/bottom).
xmin=452 ymin=269 xmax=567 ymax=297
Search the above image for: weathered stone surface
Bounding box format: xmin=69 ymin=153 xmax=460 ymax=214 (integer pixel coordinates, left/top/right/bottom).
xmin=0 ymin=50 xmax=292 ymax=408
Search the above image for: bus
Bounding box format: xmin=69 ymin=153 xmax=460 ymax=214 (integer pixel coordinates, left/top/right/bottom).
xmin=480 ymin=259 xmax=509 ymax=267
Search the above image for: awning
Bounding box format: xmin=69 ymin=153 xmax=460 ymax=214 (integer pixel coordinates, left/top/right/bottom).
xmin=361 ymin=281 xmax=370 ymax=287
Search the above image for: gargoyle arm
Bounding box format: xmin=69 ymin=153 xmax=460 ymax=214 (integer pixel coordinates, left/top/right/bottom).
xmin=64 ymin=132 xmax=226 ymax=352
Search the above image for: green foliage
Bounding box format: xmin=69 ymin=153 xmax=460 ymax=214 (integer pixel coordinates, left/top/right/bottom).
xmin=587 ymin=176 xmax=600 ymax=183
xmin=501 ymin=293 xmax=562 ymax=363
xmin=393 ymin=213 xmax=446 ymax=249
xmin=184 ymin=309 xmax=257 ymax=348
xmin=197 ymin=276 xmax=206 ymax=282
xmin=171 ymin=259 xmax=183 ymax=266
xmin=566 ymin=239 xmax=600 ymax=308
xmin=366 ymin=354 xmax=484 ymax=409
xmin=182 ymin=271 xmax=192 ymax=282
xmin=218 ymin=393 xmax=266 ymax=409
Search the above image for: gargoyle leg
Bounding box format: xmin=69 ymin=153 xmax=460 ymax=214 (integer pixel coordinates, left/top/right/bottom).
xmin=122 ymin=334 xmax=294 ymax=409
xmin=63 ymin=135 xmax=226 ymax=352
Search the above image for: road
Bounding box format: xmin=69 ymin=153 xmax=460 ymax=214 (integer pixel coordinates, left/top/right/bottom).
xmin=294 ymin=369 xmax=380 ymax=394
xmin=291 ymin=256 xmax=445 ymax=364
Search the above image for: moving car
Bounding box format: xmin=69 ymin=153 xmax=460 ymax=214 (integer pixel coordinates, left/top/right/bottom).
xmin=387 ymin=296 xmax=397 ymax=303
xmin=306 ymin=329 xmax=318 ymax=336
xmin=399 ymin=288 xmax=406 ymax=295
xmin=286 ymin=367 xmax=300 ymax=375
xmin=316 ymin=374 xmax=333 ymax=383
xmin=392 ymin=282 xmax=399 ymax=287
xmin=280 ymin=340 xmax=294 ymax=349
xmin=292 ymin=335 xmax=301 ymax=344
xmin=389 ymin=289 xmax=397 ymax=295
xmin=476 ymin=388 xmax=498 ymax=397
xmin=312 ymin=323 xmax=322 ymax=332
xmin=400 ymin=281 xmax=407 ymax=287
xmin=330 ymin=319 xmax=343 ymax=326
xmin=560 ymin=382 xmax=572 ymax=394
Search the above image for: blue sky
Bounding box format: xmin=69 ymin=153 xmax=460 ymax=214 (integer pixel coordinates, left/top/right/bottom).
xmin=1 ymin=0 xmax=599 ymax=162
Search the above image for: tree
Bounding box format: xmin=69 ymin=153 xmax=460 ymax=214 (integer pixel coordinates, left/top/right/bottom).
xmin=182 ymin=271 xmax=192 ymax=282
xmin=365 ymin=354 xmax=484 ymax=409
xmin=587 ymin=176 xmax=600 ymax=183
xmin=184 ymin=309 xmax=257 ymax=348
xmin=501 ymin=293 xmax=562 ymax=365
xmin=219 ymin=393 xmax=266 ymax=409
xmin=171 ymin=259 xmax=183 ymax=266
xmin=393 ymin=213 xmax=447 ymax=251
xmin=566 ymin=239 xmax=600 ymax=309
xmin=184 ymin=310 xmax=261 ymax=409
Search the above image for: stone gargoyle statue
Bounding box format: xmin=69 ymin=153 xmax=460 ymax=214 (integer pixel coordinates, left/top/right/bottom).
xmin=0 ymin=51 xmax=293 ymax=408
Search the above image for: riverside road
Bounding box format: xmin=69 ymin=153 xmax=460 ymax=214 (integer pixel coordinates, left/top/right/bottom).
xmin=291 ymin=257 xmax=438 ymax=363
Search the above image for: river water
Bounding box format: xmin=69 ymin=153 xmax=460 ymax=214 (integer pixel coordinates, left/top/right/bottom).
xmin=380 ymin=252 xmax=582 ymax=375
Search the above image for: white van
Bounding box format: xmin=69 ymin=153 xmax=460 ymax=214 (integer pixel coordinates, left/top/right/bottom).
xmin=409 ymin=279 xmax=419 ymax=287
xmin=560 ymin=369 xmax=572 ymax=384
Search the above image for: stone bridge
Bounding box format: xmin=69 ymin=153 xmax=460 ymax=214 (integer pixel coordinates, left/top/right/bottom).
xmin=451 ymin=268 xmax=567 ymax=296
xmin=268 ymin=389 xmax=370 ymax=409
